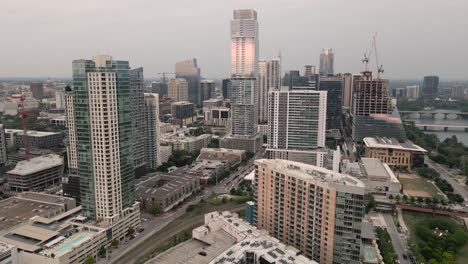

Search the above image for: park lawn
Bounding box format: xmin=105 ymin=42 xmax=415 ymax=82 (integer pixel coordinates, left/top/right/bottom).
xmin=403 ymin=211 xmax=468 ymax=264
xmin=400 ymin=176 xmax=445 ymax=199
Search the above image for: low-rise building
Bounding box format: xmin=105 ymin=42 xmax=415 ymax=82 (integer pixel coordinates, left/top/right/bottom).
xmin=159 ymin=145 xmax=172 ymax=164
xmin=161 ymin=133 xmax=212 ymax=153
xmin=136 ymin=172 xmax=200 ymax=212
xmin=187 ymin=148 xmax=245 ymax=182
xmin=146 ymin=211 xmax=316 ymax=264
xmin=5 ymin=129 xmax=63 ymax=149
xmin=363 ymin=137 xmax=427 ymax=168
xmin=360 ymin=158 xmax=401 ymax=194
xmin=6 ymin=154 xmax=64 ymax=193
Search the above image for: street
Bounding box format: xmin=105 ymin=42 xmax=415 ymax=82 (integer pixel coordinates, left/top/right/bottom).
xmin=382 ymin=213 xmax=410 ymax=264
xmin=105 ymin=148 xmax=265 ymax=264
xmin=425 ymin=157 xmax=468 ymax=204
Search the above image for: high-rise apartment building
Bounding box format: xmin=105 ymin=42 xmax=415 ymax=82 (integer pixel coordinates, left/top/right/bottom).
xmin=406 ymin=85 xmax=420 ymax=99
xmin=422 ymin=75 xmax=439 ymax=100
xmin=283 ymin=70 xmax=311 ymax=89
xmin=71 ymin=55 xmax=136 ymax=223
xmin=220 ymin=9 xmax=262 ymax=152
xmin=258 ymin=58 xmax=281 ymax=124
xmin=342 ymin=73 xmax=352 ymax=111
xmin=267 ymin=90 xmax=327 ymax=166
xmin=130 ymin=67 xmax=146 ymax=170
xmin=30 ymin=82 xmax=44 ymax=100
xmin=175 ymin=58 xmax=201 ymax=105
xmin=351 ymin=71 xmax=407 ymax=141
xmin=144 ymin=93 xmax=161 ymax=169
xmin=199 ymin=80 xmax=216 ymax=102
xmin=167 ymin=78 xmax=189 ymax=102
xmin=0 ymin=124 xmax=7 ymax=166
xmin=254 ymin=159 xmax=366 ymax=264
xmin=319 ymin=48 xmax=334 ymax=76
xmin=318 ymin=75 xmax=343 ymax=129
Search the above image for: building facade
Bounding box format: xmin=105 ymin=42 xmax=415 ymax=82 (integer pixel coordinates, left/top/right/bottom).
xmin=144 ymin=93 xmax=161 ymax=169
xmin=319 ymin=48 xmax=334 ymax=76
xmin=71 ymin=55 xmax=136 ymax=223
xmin=363 ymin=137 xmax=427 ymax=168
xmin=130 ymin=67 xmax=146 ymax=170
xmin=258 ymin=58 xmax=281 ymax=124
xmin=222 ymin=78 xmax=230 ymax=99
xmin=175 ymin=58 xmax=201 ymax=105
xmin=267 ymin=90 xmax=327 ymax=165
xmin=220 ymin=9 xmax=262 ymax=152
xmin=170 ymin=101 xmax=195 ymax=127
xmin=167 ymin=78 xmax=189 ymax=102
xmin=351 ymin=71 xmax=407 ymax=142
xmin=30 ymin=82 xmax=44 ymax=100
xmin=318 ymin=75 xmax=343 ymax=129
xmin=0 ymin=124 xmax=7 ymax=166
xmin=422 ymin=75 xmax=439 ymax=100
xmin=254 ymin=159 xmax=366 ymax=264
xmin=342 ymin=73 xmax=352 ymax=111
xmin=199 ymin=80 xmax=216 ymax=102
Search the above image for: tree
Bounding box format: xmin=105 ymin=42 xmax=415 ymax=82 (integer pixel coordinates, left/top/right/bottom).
xmin=366 ymin=194 xmax=376 ymax=213
xmin=98 ymin=246 xmax=106 ymax=257
xmin=84 ymin=256 xmax=95 ymax=264
xmin=388 ymin=194 xmax=394 ymax=199
xmin=395 ymin=195 xmax=401 ymax=203
xmin=403 ymin=195 xmax=408 ymax=203
xmin=410 ymin=196 xmax=416 ymax=204
xmin=111 ymin=239 xmax=119 ymax=248
xmin=148 ymin=203 xmax=162 ymax=215
xmin=417 ymin=197 xmax=424 ymax=203
xmin=127 ymin=227 xmax=135 ymax=237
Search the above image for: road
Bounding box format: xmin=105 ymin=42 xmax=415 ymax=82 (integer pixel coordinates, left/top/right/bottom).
xmin=382 ymin=213 xmax=410 ymax=264
xmin=425 ymin=157 xmax=468 ymax=203
xmin=106 ymin=150 xmax=265 ymax=264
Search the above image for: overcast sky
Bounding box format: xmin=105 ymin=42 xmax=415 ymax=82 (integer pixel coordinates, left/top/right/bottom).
xmin=1 ymin=0 xmax=467 ymax=80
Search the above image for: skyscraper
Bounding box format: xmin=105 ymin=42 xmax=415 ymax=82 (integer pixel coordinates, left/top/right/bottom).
xmin=220 ymin=9 xmax=262 ymax=152
xmin=130 ymin=67 xmax=146 ymax=170
xmin=422 ymin=75 xmax=439 ymax=100
xmin=303 ymin=65 xmax=316 ymax=78
xmin=258 ymin=58 xmax=281 ymax=124
xmin=144 ymin=93 xmax=161 ymax=169
xmin=267 ymin=89 xmax=328 ymax=166
xmin=254 ymin=159 xmax=366 ymax=264
xmin=319 ymin=48 xmax=334 ymax=76
xmin=71 ymin=55 xmax=136 ymax=223
xmin=222 ymin=78 xmax=231 ymax=99
xmin=351 ymin=71 xmax=407 ymax=141
xmin=342 ymin=73 xmax=353 ymax=111
xmin=175 ymin=58 xmax=201 ymax=105
xmin=199 ymin=80 xmax=216 ymax=102
xmin=30 ymin=82 xmax=44 ymax=100
xmin=318 ymin=75 xmax=343 ymax=129
xmin=0 ymin=124 xmax=7 ymax=166
xmin=167 ymin=78 xmax=189 ymax=102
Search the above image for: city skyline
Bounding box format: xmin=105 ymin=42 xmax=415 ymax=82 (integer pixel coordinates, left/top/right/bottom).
xmin=1 ymin=0 xmax=467 ymax=80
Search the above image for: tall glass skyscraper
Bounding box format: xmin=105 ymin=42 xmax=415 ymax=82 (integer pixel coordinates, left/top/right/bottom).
xmin=71 ymin=55 xmax=135 ymax=223
xmin=221 ymin=9 xmax=262 ymax=152
xmin=318 ymin=75 xmax=343 ymax=129
xmin=422 ymin=75 xmax=439 ymax=100
xmin=319 ymin=48 xmax=334 ymax=76
xmin=175 ymin=58 xmax=201 ymax=105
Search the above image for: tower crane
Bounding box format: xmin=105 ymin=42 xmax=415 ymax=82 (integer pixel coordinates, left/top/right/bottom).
xmin=156 ymin=72 xmax=176 ymax=84
xmin=19 ymin=95 xmax=37 ymax=160
xmin=361 ymin=33 xmax=384 ymax=78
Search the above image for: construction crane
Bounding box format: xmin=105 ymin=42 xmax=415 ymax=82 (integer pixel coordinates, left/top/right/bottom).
xmin=19 ymin=95 xmax=37 ymax=160
xmin=361 ymin=33 xmax=384 ymax=78
xmin=156 ymin=72 xmax=176 ymax=84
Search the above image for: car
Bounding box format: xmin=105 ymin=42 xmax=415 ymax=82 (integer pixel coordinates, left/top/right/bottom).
xmin=129 ymin=235 xmax=135 ymax=240
xmin=138 ymin=228 xmax=145 ymax=232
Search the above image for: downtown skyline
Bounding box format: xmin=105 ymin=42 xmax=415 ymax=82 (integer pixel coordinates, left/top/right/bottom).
xmin=1 ymin=0 xmax=467 ymax=80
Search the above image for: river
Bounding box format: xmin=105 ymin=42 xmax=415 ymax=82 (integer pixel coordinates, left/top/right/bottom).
xmin=403 ymin=110 xmax=468 ymax=145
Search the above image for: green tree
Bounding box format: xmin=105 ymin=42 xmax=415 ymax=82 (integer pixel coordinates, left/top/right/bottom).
xmin=111 ymin=239 xmax=119 ymax=248
xmin=84 ymin=256 xmax=95 ymax=264
xmin=127 ymin=227 xmax=135 ymax=237
xmin=98 ymin=246 xmax=106 ymax=257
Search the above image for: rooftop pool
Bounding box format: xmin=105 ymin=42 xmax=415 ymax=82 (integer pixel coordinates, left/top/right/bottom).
xmin=55 ymin=235 xmax=87 ymax=254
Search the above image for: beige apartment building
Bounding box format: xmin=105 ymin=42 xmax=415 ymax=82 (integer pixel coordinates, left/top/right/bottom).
xmin=167 ymin=78 xmax=189 ymax=102
xmin=254 ymin=159 xmax=366 ymax=264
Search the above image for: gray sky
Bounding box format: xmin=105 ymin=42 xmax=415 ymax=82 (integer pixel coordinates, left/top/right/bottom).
xmin=1 ymin=0 xmax=467 ymax=80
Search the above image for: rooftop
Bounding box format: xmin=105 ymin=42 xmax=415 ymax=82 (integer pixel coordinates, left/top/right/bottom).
xmin=146 ymin=211 xmax=315 ymax=264
xmin=255 ymin=159 xmax=366 ymax=189
xmin=5 ymin=129 xmax=62 ymax=137
xmin=0 ymin=195 xmax=66 ymax=233
xmin=136 ymin=173 xmax=197 ymax=199
xmin=363 ymin=137 xmax=427 ymax=152
xmin=361 ymin=158 xmax=399 ymax=183
xmin=7 ymin=154 xmax=63 ymax=176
